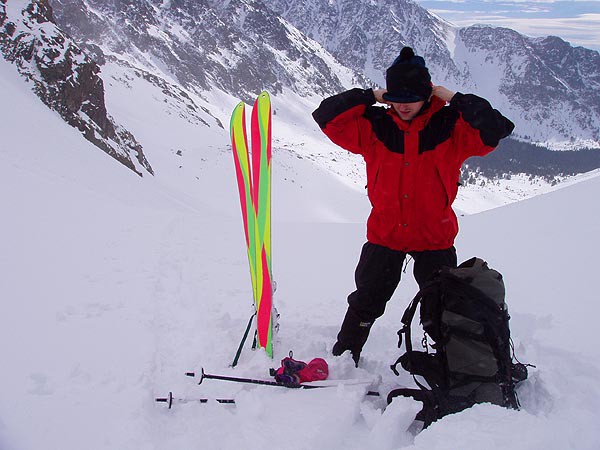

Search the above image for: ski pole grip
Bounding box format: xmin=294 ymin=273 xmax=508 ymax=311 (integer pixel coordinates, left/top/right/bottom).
xmin=155 ymin=392 xmax=173 ymax=409
xmin=197 ymin=368 xmax=206 ymax=384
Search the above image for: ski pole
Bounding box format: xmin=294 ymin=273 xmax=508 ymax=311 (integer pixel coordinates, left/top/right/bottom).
xmin=186 ymin=369 xmax=380 ymax=396
xmin=187 ymin=368 xmax=309 ymax=388
xmin=155 ymin=392 xmax=235 ymax=409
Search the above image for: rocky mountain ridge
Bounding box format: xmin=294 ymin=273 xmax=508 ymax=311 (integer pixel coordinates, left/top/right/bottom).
xmin=50 ymin=0 xmax=367 ymax=104
xmin=0 ymin=0 xmax=153 ymax=175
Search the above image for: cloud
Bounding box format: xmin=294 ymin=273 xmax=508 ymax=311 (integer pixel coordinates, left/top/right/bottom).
xmin=418 ymin=0 xmax=600 ymax=50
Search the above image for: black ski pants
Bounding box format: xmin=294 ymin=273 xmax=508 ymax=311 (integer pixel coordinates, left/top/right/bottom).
xmin=334 ymin=242 xmax=457 ymax=359
xmin=348 ymin=242 xmax=457 ymax=322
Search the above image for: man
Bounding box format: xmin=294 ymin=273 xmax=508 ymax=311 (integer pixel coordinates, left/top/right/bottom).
xmin=312 ymin=47 xmax=515 ymax=365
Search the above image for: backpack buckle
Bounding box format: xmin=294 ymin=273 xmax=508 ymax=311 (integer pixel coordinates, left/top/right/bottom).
xmin=397 ymin=326 xmax=407 ymax=348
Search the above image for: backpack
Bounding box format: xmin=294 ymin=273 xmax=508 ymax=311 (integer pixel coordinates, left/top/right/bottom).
xmin=388 ymin=257 xmax=529 ymax=432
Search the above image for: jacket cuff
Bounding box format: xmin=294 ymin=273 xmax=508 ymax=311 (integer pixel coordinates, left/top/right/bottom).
xmin=449 ymin=92 xmax=465 ymax=107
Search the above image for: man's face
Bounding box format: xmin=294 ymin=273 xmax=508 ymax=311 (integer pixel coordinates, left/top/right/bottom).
xmin=391 ymin=100 xmax=425 ymax=121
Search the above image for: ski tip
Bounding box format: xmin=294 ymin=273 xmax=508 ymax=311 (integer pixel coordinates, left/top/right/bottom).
xmin=230 ymin=101 xmax=245 ymax=121
xmin=230 ymin=101 xmax=245 ymax=117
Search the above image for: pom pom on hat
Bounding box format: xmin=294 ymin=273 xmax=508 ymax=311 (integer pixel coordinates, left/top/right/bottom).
xmin=391 ymin=47 xmax=426 ymax=67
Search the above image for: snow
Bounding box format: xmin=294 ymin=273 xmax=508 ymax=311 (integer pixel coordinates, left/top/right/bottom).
xmin=2 ymin=52 xmax=600 ymax=450
xmin=454 ymin=170 xmax=600 ymax=215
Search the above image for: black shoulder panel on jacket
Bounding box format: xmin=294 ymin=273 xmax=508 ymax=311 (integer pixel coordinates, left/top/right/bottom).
xmin=419 ymin=107 xmax=460 ymax=154
xmin=312 ymin=88 xmax=376 ymax=129
xmin=451 ymin=93 xmax=515 ymax=147
xmin=364 ymin=107 xmax=405 ymax=154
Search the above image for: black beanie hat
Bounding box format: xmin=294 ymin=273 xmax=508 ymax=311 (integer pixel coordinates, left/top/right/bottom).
xmin=383 ymin=47 xmax=432 ymax=103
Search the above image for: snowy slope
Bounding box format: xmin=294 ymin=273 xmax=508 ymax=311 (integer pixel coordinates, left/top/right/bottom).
xmin=2 ymin=53 xmax=600 ymax=450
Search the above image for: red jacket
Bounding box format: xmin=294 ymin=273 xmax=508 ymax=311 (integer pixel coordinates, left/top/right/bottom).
xmin=313 ymin=88 xmax=514 ymax=252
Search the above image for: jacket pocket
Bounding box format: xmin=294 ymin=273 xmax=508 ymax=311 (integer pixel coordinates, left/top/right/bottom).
xmin=414 ymin=160 xmax=456 ymax=246
xmin=368 ymin=155 xmax=403 ymax=209
xmin=366 ymin=164 xmax=380 ymax=207
xmin=435 ymin=162 xmax=450 ymax=210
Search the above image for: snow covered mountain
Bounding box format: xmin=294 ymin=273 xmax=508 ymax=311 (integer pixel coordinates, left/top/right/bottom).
xmin=2 ymin=0 xmax=600 ymax=207
xmin=52 ymin=0 xmax=600 ymax=146
xmin=2 ymin=46 xmax=600 ymax=450
xmin=269 ymin=0 xmax=600 ymax=147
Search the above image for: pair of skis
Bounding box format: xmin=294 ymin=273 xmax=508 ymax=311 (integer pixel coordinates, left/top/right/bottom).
xmin=230 ymin=91 xmax=275 ymax=363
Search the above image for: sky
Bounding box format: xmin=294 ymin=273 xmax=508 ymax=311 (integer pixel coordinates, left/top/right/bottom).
xmin=414 ymin=0 xmax=600 ymax=51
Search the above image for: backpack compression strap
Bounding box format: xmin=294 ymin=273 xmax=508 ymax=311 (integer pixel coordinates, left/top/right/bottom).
xmin=391 ymin=292 xmax=420 ymax=375
xmin=391 ymin=279 xmax=440 ymax=375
